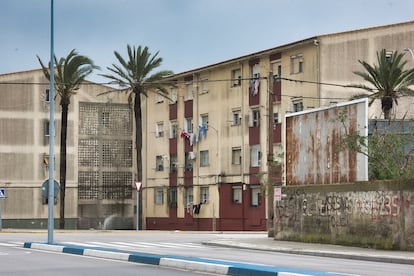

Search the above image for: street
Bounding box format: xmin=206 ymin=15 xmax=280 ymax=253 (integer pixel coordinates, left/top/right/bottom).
xmin=1 ymin=230 xmax=413 ymax=275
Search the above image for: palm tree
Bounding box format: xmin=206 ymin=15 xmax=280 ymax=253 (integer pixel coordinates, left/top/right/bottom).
xmin=349 ymin=49 xmax=414 ymax=119
xmin=38 ymin=49 xmax=98 ymax=229
xmin=101 ymin=45 xmax=173 ymax=229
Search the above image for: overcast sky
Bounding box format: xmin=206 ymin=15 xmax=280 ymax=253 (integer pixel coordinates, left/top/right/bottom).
xmin=1 ymin=0 xmax=414 ymax=83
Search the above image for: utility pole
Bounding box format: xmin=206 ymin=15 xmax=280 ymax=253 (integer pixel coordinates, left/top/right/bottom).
xmin=267 ymin=71 xmax=275 ymax=237
xmin=47 ymin=0 xmax=55 ymax=244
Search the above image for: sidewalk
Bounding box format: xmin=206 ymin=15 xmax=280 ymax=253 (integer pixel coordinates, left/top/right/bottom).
xmin=20 ymin=231 xmax=414 ymax=276
xmin=5 ymin=228 xmax=414 ymax=266
xmin=203 ymin=235 xmax=414 ymax=265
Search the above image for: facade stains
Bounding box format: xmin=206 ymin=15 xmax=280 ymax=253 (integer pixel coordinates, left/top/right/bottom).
xmin=285 ymin=99 xmax=368 ymax=185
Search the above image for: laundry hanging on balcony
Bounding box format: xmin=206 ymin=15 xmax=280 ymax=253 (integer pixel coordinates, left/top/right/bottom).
xmin=180 ymin=125 xmax=208 ymax=146
xmin=249 ymin=76 xmax=260 ymax=96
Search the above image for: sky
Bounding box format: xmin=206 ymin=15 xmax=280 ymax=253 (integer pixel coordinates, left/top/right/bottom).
xmin=1 ymin=0 xmax=414 ymax=84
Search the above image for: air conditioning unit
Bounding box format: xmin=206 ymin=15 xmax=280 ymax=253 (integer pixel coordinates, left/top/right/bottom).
xmin=157 ymin=165 xmax=163 ymax=171
xmin=170 ymin=164 xmax=177 ymax=173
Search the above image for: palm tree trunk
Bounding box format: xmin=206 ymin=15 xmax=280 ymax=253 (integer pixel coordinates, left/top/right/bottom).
xmin=134 ymin=90 xmax=142 ymax=229
xmin=59 ymin=102 xmax=69 ymax=229
xmin=382 ymin=96 xmax=393 ymax=120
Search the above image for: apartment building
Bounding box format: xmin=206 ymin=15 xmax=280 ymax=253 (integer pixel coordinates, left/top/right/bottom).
xmin=0 ymin=69 xmax=134 ymax=229
xmin=1 ymin=21 xmax=413 ymax=231
xmin=141 ymin=20 xmax=414 ymax=231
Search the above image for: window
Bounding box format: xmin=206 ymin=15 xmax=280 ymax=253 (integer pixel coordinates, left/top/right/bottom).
xmin=290 ymin=54 xmax=303 ymax=74
xmin=169 ymin=121 xmax=178 ymax=139
xmin=293 ymin=101 xmax=304 ymax=112
xmin=250 ymin=145 xmax=261 ymax=167
xmin=232 ymin=147 xmax=242 ymax=165
xmin=385 ymin=50 xmax=393 ymax=61
xmin=44 ymin=120 xmax=55 ymax=136
xmin=200 ymin=150 xmax=209 ymax=167
xmin=156 ymin=122 xmax=164 ymax=137
xmin=185 ymin=118 xmax=193 ymax=133
xmin=156 ymin=155 xmax=164 ymax=171
xmin=249 ymin=64 xmax=260 ymax=96
xmin=45 ymin=89 xmax=50 ymax=102
xmin=201 ymin=79 xmax=209 ymax=94
xmin=185 ymin=152 xmax=193 ymax=171
xmin=102 ymin=112 xmax=110 ymax=127
xmin=232 ymin=186 xmax=242 ymax=204
xmin=155 ymin=187 xmax=164 ymax=205
xmin=271 ymin=61 xmax=282 ymax=81
xmin=251 ymin=186 xmax=261 ymax=207
xmin=170 ymin=154 xmax=177 ymax=173
xmin=44 ymin=120 xmax=50 ymax=136
xmin=273 ymin=112 xmax=279 ymax=125
xmin=169 ymin=187 xmax=177 ymax=208
xmin=186 ymin=82 xmax=193 ymax=100
xmin=252 ymin=64 xmax=260 ymax=78
xmin=200 ymin=186 xmax=209 ymax=203
xmin=200 ymin=114 xmax=209 ymax=128
xmin=249 ymin=108 xmax=260 ymax=127
xmin=232 ymin=109 xmax=241 ymax=126
xmin=231 ymin=68 xmax=242 ymax=87
xmin=185 ymin=187 xmax=193 ymax=206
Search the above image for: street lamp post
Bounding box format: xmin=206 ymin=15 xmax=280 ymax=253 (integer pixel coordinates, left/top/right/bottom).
xmin=206 ymin=124 xmax=219 ymax=232
xmin=267 ymin=72 xmax=275 ymax=237
xmin=47 ymin=0 xmax=56 ymax=244
xmin=403 ymin=48 xmax=414 ymax=61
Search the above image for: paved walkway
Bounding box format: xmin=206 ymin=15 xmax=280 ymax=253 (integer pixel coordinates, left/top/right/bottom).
xmin=203 ymin=235 xmax=414 ymax=265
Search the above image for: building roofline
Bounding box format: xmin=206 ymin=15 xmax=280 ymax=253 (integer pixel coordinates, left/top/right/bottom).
xmin=0 ymin=68 xmax=44 ymax=77
xmin=0 ymin=67 xmax=113 ymax=89
xmin=168 ymin=37 xmax=318 ymax=79
xmin=317 ymin=19 xmax=414 ymax=39
xmin=168 ymin=20 xmax=414 ymax=79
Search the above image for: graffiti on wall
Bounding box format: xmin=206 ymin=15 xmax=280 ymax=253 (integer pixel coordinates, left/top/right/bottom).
xmin=276 ymin=189 xmax=411 ymax=227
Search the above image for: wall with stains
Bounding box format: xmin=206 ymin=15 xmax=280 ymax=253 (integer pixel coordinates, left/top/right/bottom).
xmin=285 ymin=98 xmax=368 ymax=185
xmin=274 ymin=179 xmax=414 ymax=250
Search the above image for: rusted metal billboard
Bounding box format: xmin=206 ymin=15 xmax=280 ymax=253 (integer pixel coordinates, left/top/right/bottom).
xmin=284 ymin=98 xmax=368 ymax=185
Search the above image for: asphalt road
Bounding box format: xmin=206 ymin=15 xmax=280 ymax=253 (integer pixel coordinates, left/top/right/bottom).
xmin=1 ymin=230 xmax=413 ymax=275
xmin=0 ymin=243 xmax=212 ymax=276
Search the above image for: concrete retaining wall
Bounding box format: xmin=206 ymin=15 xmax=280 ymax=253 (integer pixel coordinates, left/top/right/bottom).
xmin=274 ymin=179 xmax=414 ymax=250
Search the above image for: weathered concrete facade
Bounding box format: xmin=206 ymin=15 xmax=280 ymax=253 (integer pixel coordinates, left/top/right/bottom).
xmin=275 ymin=180 xmax=414 ymax=250
xmin=318 ymin=20 xmax=414 ymax=119
xmin=142 ymin=20 xmax=414 ymax=231
xmin=0 ymin=69 xmax=133 ymax=229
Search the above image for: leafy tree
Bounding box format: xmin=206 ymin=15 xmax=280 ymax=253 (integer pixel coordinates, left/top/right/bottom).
xmin=38 ymin=49 xmax=98 ymax=229
xmin=338 ymin=111 xmax=414 ymax=180
xmin=101 ymin=45 xmax=173 ymax=228
xmin=349 ymin=49 xmax=414 ymax=119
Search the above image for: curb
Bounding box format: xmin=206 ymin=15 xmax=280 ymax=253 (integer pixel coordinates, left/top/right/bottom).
xmin=23 ymin=242 xmax=348 ymax=276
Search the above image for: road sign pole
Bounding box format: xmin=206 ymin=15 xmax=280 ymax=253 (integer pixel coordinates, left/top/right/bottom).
xmin=135 ymin=182 xmax=141 ymax=231
xmin=0 ymin=198 xmax=2 ymax=231
xmin=0 ymin=189 xmax=4 ymax=231
xmin=136 ymin=191 xmax=139 ymax=231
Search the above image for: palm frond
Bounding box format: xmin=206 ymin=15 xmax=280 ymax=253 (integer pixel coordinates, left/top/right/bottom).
xmin=37 ymin=49 xmax=97 ymax=102
xmin=102 ymin=44 xmax=174 ymax=100
xmin=351 ymin=48 xmax=414 ymax=118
